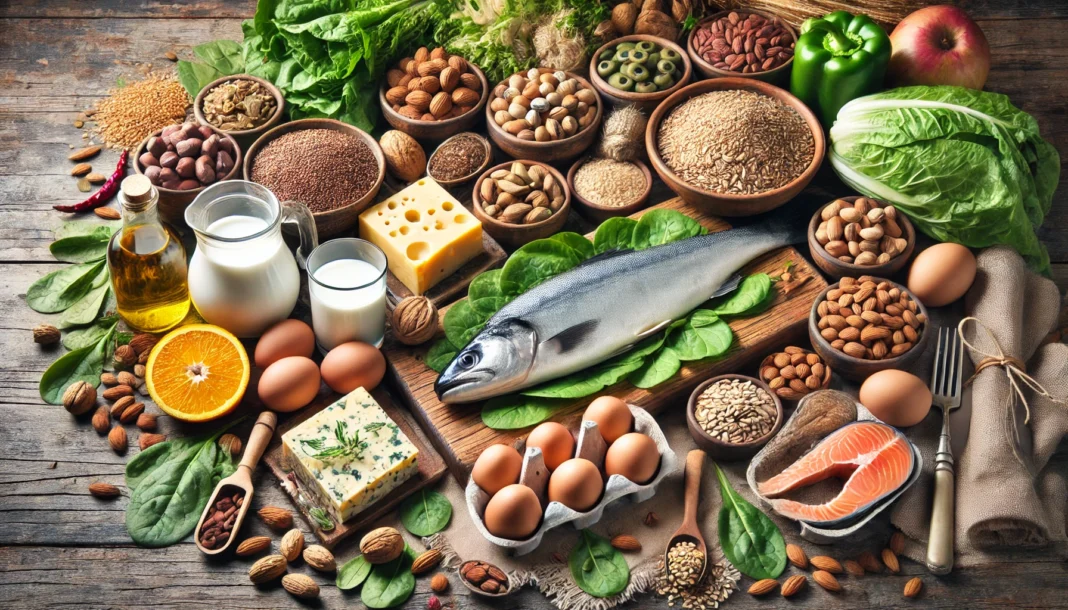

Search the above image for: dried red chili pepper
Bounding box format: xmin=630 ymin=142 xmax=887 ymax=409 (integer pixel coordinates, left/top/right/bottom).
xmin=54 ymin=149 xmax=128 ymax=213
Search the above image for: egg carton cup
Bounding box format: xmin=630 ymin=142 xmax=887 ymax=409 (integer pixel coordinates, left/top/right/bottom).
xmin=746 ymin=402 xmax=923 ymax=545
xmin=466 ymin=405 xmax=679 ymax=555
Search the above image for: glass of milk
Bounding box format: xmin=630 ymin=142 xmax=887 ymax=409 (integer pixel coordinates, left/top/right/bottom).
xmin=307 ymin=238 xmax=388 ymax=351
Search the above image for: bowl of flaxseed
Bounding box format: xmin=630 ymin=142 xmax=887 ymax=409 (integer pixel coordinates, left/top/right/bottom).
xmin=645 ymin=78 xmax=824 ymax=217
xmin=687 ymin=374 xmax=783 ymax=461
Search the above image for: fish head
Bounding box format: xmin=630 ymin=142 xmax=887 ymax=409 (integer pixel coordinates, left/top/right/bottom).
xmin=435 ymin=319 xmax=537 ymax=403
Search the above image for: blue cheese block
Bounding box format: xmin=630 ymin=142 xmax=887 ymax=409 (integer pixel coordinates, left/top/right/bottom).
xmin=281 ymin=388 xmax=419 ymax=523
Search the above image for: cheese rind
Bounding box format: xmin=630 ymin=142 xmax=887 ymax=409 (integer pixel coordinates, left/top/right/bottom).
xmin=359 ymin=178 xmax=482 ymax=295
xmin=281 ymin=388 xmax=418 ymax=523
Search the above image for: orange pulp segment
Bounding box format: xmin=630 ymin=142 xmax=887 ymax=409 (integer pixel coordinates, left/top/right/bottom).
xmin=145 ymin=324 xmax=250 ymax=422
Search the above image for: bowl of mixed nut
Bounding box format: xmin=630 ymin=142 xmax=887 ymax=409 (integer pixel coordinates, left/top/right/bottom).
xmin=687 ymin=10 xmax=797 ymax=86
xmin=485 ymin=68 xmax=602 ymax=163
xmin=472 ymin=160 xmax=571 ymax=247
xmin=808 ymin=196 xmax=916 ymax=279
xmin=194 ymin=75 xmax=284 ymax=147
xmin=687 ymin=374 xmax=783 ymax=461
xmin=809 ymin=276 xmax=930 ymax=381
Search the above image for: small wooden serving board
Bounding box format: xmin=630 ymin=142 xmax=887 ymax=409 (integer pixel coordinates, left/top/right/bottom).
xmin=263 ymin=386 xmax=447 ymax=548
xmin=382 ymin=198 xmax=828 ymax=482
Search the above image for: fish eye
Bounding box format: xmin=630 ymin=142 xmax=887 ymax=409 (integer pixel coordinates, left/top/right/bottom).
xmin=458 ymin=351 xmax=480 ymax=369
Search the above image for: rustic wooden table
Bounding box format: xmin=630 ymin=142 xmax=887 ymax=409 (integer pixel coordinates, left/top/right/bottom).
xmin=1 ymin=1 xmax=1066 ymax=608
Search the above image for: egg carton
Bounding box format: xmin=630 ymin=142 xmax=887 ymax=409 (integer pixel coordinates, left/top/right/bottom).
xmin=466 ymin=405 xmax=679 ymax=555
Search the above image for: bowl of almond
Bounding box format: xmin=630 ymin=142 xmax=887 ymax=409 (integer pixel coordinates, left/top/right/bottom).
xmin=380 ymin=46 xmax=489 ymax=141
xmin=808 ymin=195 xmax=916 ymax=279
xmin=758 ymin=346 xmax=832 ymax=401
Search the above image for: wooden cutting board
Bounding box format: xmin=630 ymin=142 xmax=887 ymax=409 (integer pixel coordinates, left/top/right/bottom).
xmin=382 ymin=198 xmax=828 ymax=482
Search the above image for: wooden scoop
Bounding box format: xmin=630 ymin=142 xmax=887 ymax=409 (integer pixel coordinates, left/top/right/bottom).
xmin=664 ymin=449 xmax=708 ymax=582
xmin=195 ymin=411 xmax=277 ymax=555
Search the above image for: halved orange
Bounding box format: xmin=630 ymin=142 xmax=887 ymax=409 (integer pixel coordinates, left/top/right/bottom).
xmin=145 ymin=324 xmax=250 ymax=422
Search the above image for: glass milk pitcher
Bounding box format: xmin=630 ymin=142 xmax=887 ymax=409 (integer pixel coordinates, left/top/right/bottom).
xmin=185 ymin=181 xmax=317 ymax=338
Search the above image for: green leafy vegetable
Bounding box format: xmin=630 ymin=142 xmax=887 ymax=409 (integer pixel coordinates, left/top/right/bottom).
xmin=593 ymin=217 xmax=638 ymax=254
xmin=49 ymin=225 xmax=114 ymax=263
xmin=425 ymin=339 xmax=459 ymax=373
xmin=714 ymin=463 xmax=787 ymax=580
xmin=26 ymin=260 xmax=105 ymax=313
xmin=124 ymin=424 xmax=240 ymax=547
xmin=300 ymin=420 xmax=369 ymax=460
xmin=399 ymin=490 xmax=452 ymax=536
xmin=500 ymin=236 xmax=589 ymax=295
xmin=629 ymin=346 xmax=681 ymax=389
xmin=362 ymin=551 xmax=416 ymax=608
xmin=569 ymin=530 xmax=630 ymax=598
xmin=62 ymin=316 xmax=119 ymax=351
xmin=58 ymin=282 xmax=110 ymax=330
xmin=442 ymin=299 xmax=485 ymax=348
xmin=39 ymin=323 xmax=115 ymax=404
xmin=710 ymin=274 xmax=772 ymax=317
xmin=829 ymin=85 xmax=1060 ymax=272
xmin=631 ymin=209 xmax=707 ymax=250
xmin=337 ymin=555 xmax=372 ymax=590
xmin=667 ymin=311 xmax=734 ymax=362
xmin=481 ymin=394 xmax=566 ymax=429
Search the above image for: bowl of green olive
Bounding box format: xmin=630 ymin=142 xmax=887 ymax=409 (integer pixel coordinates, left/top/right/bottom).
xmin=589 ymin=35 xmax=692 ymax=111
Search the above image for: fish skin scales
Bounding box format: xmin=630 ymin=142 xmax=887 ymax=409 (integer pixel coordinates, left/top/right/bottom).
xmin=757 ymin=422 xmax=914 ymax=525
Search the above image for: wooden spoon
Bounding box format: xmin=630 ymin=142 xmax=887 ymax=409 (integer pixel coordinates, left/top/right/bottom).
xmin=195 ymin=411 xmax=277 ymax=555
xmin=664 ymin=449 xmax=708 ymax=582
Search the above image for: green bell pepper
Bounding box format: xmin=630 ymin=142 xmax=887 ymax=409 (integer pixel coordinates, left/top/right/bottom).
xmin=791 ymin=11 xmax=891 ymax=127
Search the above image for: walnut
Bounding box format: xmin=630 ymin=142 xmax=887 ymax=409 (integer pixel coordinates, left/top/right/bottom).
xmin=63 ymin=381 xmax=97 ymax=415
xmin=360 ymin=527 xmax=404 ymax=564
xmin=391 ymin=296 xmax=438 ymax=346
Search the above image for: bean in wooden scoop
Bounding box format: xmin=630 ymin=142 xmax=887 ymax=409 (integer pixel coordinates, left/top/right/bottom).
xmin=195 ymin=411 xmax=277 ymax=555
xmin=664 ymin=449 xmax=708 ymax=584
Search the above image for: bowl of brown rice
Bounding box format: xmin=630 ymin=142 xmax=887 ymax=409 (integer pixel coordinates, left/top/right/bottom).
xmin=566 ymin=157 xmax=652 ymax=223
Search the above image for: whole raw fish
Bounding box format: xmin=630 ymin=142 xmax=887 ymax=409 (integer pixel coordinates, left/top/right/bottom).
xmin=435 ymin=216 xmax=802 ymax=403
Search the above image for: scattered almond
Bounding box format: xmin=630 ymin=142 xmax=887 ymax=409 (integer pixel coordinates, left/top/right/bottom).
xmin=88 ymin=482 xmax=120 ymax=498
xmin=119 ymin=402 xmax=145 ymax=424
xmin=810 ymin=556 xmax=843 ymax=574
xmin=843 ymin=559 xmax=865 ymax=576
xmin=248 ymin=554 xmax=287 ymax=584
xmin=102 ymin=385 xmax=134 ymax=401
xmin=85 ymin=172 xmax=106 ymax=184
xmin=747 ymin=579 xmax=779 ymax=595
xmin=610 ymin=535 xmax=641 ymax=552
xmin=282 ymin=573 xmax=319 ymax=599
xmin=786 ymin=543 xmax=808 ymax=569
xmin=108 ymin=426 xmax=127 ymax=453
xmin=114 ymin=344 xmax=136 ymax=368
xmin=136 ymin=412 xmax=157 ymax=431
xmin=303 ymin=545 xmax=336 ymax=572
xmin=133 ymin=364 xmax=146 ymax=378
xmin=236 ymin=536 xmax=271 ymax=557
xmin=881 ymin=548 xmax=900 ymax=573
xmin=68 ymin=145 xmax=101 ymax=161
xmin=890 ymin=531 xmax=905 ymax=555
xmin=258 ymin=506 xmax=293 ymax=530
xmin=857 ymin=551 xmax=882 ymax=573
xmin=411 ymin=549 xmax=443 ymax=575
xmin=100 ymin=372 xmax=118 ymax=386
xmin=813 ymin=570 xmax=841 ymax=592
xmin=139 ymin=432 xmax=166 ymax=450
xmin=903 ymin=576 xmax=923 ymax=598
xmin=110 ymin=395 xmax=135 ymax=418
xmin=165 ymin=51 xmax=178 ymax=61
xmin=781 ymin=574 xmax=806 ymax=597
xmin=77 ymin=178 xmax=91 ymax=192
xmin=129 ymin=333 xmax=159 ymax=355
xmin=431 ymin=573 xmax=449 ymax=593
xmin=280 ymin=528 xmax=304 ymax=562
xmin=117 ymin=371 xmax=138 ymax=387
xmin=91 ymin=406 xmax=110 ymax=434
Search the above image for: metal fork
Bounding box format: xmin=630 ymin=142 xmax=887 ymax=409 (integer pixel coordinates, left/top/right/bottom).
xmin=926 ymin=326 xmax=964 ymax=575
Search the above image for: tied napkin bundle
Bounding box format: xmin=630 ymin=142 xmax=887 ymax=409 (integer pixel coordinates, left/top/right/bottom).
xmin=892 ymin=247 xmax=1068 ymax=565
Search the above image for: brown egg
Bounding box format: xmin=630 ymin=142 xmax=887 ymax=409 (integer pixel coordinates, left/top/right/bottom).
xmin=859 ymin=369 xmax=932 ymax=427
xmin=547 ymin=458 xmax=603 ymax=511
xmin=526 ymin=422 xmax=574 ymax=471
xmin=483 ymin=484 xmax=542 ymax=540
xmin=320 ymin=341 xmax=386 ymax=394
xmin=254 ymin=319 xmax=315 ymax=369
xmin=472 ymin=444 xmax=524 ymax=495
xmin=582 ymin=396 xmax=633 ymax=444
xmin=605 ymin=433 xmax=660 ymax=484
xmin=258 ymin=356 xmax=321 ymax=412
xmin=907 ymin=243 xmax=977 ymax=307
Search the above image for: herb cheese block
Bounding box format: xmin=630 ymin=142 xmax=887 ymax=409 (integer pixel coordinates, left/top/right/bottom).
xmin=281 ymin=388 xmax=419 ymax=523
xmin=358 ymin=177 xmax=483 ymax=295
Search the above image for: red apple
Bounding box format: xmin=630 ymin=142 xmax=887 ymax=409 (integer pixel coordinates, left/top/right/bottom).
xmin=888 ymin=5 xmax=990 ymax=89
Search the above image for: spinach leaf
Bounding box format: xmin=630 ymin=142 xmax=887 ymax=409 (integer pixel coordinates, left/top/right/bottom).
xmin=482 ymin=395 xmax=566 ymax=430
xmin=26 ymin=260 xmax=105 ymax=313
xmin=631 ymin=209 xmax=706 ymax=250
xmin=668 ymin=311 xmax=734 ymax=362
xmin=520 ymin=356 xmax=644 ymax=399
xmin=442 ymin=300 xmax=484 ymax=348
xmin=569 ymin=530 xmax=630 ymax=598
xmin=715 ymin=463 xmax=787 ymax=580
xmin=500 ymin=238 xmax=585 ymax=295
xmin=63 ymin=317 xmax=118 ymax=351
xmin=629 ymin=346 xmax=681 ymax=389
xmin=468 ymin=269 xmax=510 ymax=318
xmin=548 ymin=232 xmax=596 ymax=261
xmin=361 ymin=551 xmax=416 ymax=609
xmin=337 ymin=555 xmax=372 ymax=590
xmin=710 ymin=274 xmax=772 ymax=317
xmin=39 ymin=325 xmax=114 ymax=404
xmin=124 ymin=425 xmax=239 ymax=547
xmin=49 ymin=225 xmax=114 ymax=263
xmin=399 ymin=490 xmax=452 ymax=536
xmin=58 ymin=283 xmax=109 ymax=329
xmin=425 ymin=339 xmax=459 ymax=374
xmin=593 ymin=217 xmax=638 ymax=254
xmin=55 ymin=221 xmax=111 ymax=240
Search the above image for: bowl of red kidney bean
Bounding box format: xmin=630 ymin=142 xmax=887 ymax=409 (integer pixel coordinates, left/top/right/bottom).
xmin=686 ymin=9 xmax=797 ymax=87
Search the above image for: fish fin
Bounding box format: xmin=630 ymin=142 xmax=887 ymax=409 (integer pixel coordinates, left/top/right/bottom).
xmin=709 ymin=273 xmax=743 ymax=299
xmin=540 ymin=320 xmax=599 ymax=354
xmin=572 ymin=249 xmax=633 ymax=268
xmin=636 ymin=319 xmax=673 ymax=340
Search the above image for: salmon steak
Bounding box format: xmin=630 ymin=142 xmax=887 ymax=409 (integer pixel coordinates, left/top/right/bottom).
xmin=757 ymin=422 xmax=914 ymax=526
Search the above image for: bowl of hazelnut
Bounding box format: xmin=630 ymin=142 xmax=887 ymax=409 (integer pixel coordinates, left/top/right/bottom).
xmin=808 ymin=196 xmax=916 ymax=279
xmin=380 ymin=46 xmax=489 ymax=142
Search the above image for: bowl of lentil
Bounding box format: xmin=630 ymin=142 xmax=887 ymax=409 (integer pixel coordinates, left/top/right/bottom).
xmin=687 ymin=10 xmax=797 ymax=87
xmin=244 ymin=119 xmax=385 ymax=238
xmin=567 ymin=156 xmax=652 ymax=223
xmin=588 ymin=35 xmax=693 ymax=112
xmin=687 ymin=374 xmax=783 ymax=461
xmin=645 ymin=78 xmax=823 ymax=217
xmin=471 ymin=161 xmax=571 ymax=248
xmin=427 ymin=132 xmax=492 ymax=188
xmin=194 ymin=75 xmax=285 ymax=149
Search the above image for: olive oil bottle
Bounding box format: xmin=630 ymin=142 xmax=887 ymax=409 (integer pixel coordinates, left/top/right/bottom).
xmin=107 ymin=175 xmax=190 ymax=332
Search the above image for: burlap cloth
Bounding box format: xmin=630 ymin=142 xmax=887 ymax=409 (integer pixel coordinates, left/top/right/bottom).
xmin=890 ymin=247 xmax=1068 ymax=565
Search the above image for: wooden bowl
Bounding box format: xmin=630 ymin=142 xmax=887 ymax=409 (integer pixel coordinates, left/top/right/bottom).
xmin=809 ymin=278 xmax=931 ymax=382
xmin=427 ymin=132 xmax=492 ymax=188
xmin=485 ymin=69 xmax=603 ymax=164
xmin=645 ymin=77 xmax=824 ymax=217
xmin=808 ymin=195 xmax=916 ymax=280
xmin=243 ymin=118 xmax=385 ymax=238
xmin=380 ymin=63 xmax=490 ymax=142
xmin=687 ymin=10 xmax=797 ymax=87
xmin=758 ymin=350 xmax=832 ymax=402
xmin=458 ymin=561 xmax=512 ymax=598
xmin=588 ymin=35 xmax=693 ymax=111
xmin=687 ymin=374 xmax=783 ymax=461
xmin=193 ymin=74 xmax=285 ymax=150
xmin=471 ymin=161 xmax=570 ymax=248
xmin=133 ymin=125 xmax=242 ymax=229
xmin=566 ymin=156 xmax=652 ymax=224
